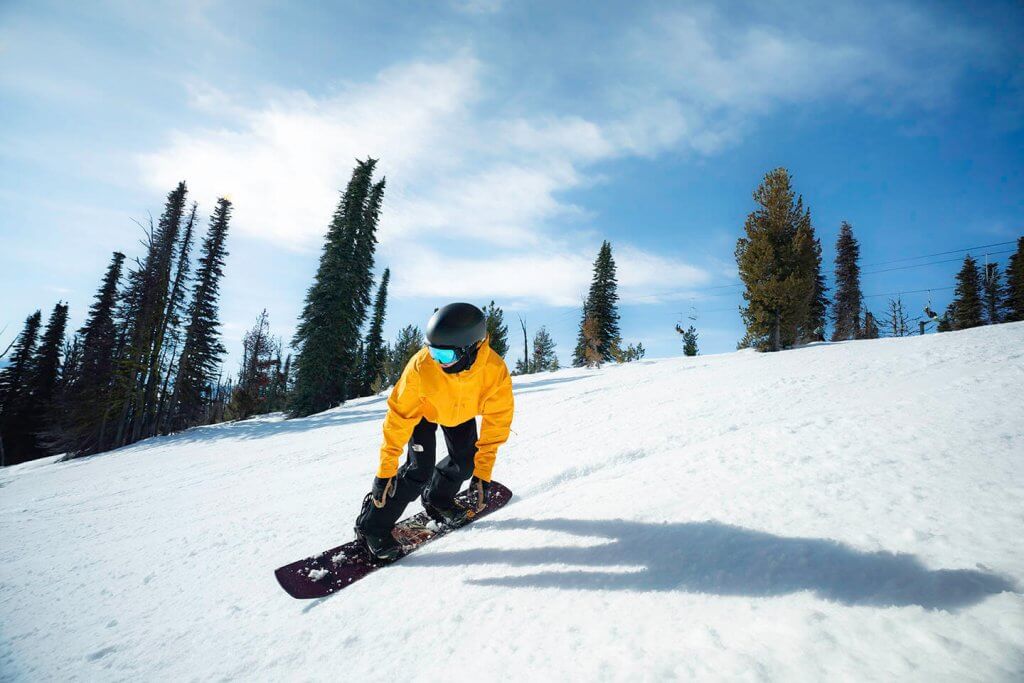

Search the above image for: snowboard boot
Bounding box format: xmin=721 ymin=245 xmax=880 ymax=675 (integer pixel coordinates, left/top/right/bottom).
xmin=354 ymin=527 xmax=402 ymax=561
xmin=421 ymin=494 xmax=469 ymax=527
xmin=354 ymin=493 xmax=403 ymax=561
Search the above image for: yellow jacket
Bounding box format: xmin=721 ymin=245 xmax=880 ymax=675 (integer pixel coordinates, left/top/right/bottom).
xmin=377 ymin=339 xmax=514 ymax=481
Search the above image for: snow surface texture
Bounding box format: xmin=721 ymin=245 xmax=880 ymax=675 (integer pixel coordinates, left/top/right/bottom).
xmin=2 ymin=324 xmax=1023 ymax=681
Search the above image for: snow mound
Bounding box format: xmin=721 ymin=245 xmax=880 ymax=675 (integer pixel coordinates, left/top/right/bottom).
xmin=2 ymin=324 xmax=1023 ymax=680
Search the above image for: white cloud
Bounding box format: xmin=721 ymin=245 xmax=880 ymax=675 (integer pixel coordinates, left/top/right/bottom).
xmin=140 ymin=54 xmax=719 ymax=306
xmin=138 ymin=2 xmax=992 ymax=308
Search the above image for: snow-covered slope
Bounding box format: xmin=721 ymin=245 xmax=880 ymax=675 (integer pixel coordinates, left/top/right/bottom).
xmin=2 ymin=324 xmax=1023 ymax=681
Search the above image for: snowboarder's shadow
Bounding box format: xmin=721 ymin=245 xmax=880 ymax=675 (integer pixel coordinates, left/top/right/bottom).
xmin=404 ymin=518 xmax=1016 ymax=610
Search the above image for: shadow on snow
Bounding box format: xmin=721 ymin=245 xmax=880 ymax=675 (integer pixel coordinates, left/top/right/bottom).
xmin=404 ymin=517 xmax=1016 ymax=610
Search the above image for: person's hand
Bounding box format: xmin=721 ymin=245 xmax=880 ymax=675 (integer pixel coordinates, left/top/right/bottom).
xmin=469 ymin=476 xmax=491 ymax=512
xmin=371 ymin=476 xmax=396 ymax=508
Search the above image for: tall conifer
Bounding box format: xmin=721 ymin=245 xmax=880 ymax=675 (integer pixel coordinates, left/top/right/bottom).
xmin=951 ymin=254 xmax=984 ymax=330
xmin=57 ymin=253 xmax=125 ymax=456
xmin=831 ymin=221 xmax=862 ymax=341
xmin=359 ymin=268 xmax=390 ymax=396
xmin=291 ymin=159 xmax=385 ymax=416
xmin=483 ymin=301 xmax=509 ymax=357
xmin=735 ymin=168 xmax=815 ymax=351
xmin=23 ymin=303 xmax=69 ymax=460
xmin=1004 ymin=237 xmax=1024 ymax=322
xmin=168 ymin=198 xmax=231 ymax=430
xmin=573 ymin=241 xmax=620 ymax=365
xmin=0 ymin=311 xmax=42 ymax=465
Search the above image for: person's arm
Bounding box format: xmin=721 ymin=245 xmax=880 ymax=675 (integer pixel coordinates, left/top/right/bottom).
xmin=377 ymin=359 xmax=423 ymax=478
xmin=473 ymin=366 xmax=514 ymax=481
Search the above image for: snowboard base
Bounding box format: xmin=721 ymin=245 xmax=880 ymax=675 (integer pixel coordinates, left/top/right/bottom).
xmin=274 ymin=481 xmax=513 ymax=599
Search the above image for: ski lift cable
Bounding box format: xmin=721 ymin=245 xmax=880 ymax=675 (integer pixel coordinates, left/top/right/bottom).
xmin=862 ymin=240 xmax=1016 ymax=268
xmin=862 ymin=249 xmax=1014 ymax=276
xmin=862 ymin=285 xmax=955 ymax=299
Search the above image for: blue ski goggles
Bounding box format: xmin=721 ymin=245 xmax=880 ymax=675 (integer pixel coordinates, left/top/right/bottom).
xmin=428 ymin=346 xmax=458 ymax=365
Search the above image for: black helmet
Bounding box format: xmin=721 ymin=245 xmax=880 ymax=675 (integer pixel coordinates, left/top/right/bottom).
xmin=426 ymin=303 xmax=486 ymax=349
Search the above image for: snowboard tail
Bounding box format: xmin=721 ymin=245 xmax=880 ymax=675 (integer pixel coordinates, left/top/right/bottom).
xmin=274 ymin=481 xmax=513 ymax=599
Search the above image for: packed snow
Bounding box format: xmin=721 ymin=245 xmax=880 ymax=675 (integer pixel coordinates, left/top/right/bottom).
xmin=2 ymin=324 xmax=1023 ymax=681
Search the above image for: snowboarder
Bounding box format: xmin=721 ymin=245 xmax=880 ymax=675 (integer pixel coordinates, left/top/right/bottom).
xmin=354 ymin=302 xmax=515 ymax=560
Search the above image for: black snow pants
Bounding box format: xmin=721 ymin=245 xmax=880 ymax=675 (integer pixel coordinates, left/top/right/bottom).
xmin=356 ymin=416 xmax=478 ymax=535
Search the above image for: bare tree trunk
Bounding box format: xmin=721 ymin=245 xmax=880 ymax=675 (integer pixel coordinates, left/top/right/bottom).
xmin=519 ymin=316 xmax=528 ymax=373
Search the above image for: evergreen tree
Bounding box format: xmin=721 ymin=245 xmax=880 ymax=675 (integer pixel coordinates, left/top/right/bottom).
xmin=1005 ymin=237 xmax=1024 ymax=322
xmin=229 ymin=309 xmax=279 ymax=420
xmin=735 ymin=168 xmax=816 ymax=351
xmin=383 ymin=325 xmax=424 ymax=385
xmin=0 ymin=311 xmax=42 ymax=465
xmin=951 ymin=254 xmax=984 ymax=330
xmin=937 ymin=302 xmax=955 ymax=332
xmin=483 ymin=301 xmax=509 ymax=357
xmin=572 ymin=299 xmax=590 ymax=367
xmin=803 ymin=227 xmax=829 ymax=342
xmin=114 ymin=182 xmax=190 ymax=446
xmin=613 ymin=342 xmax=645 ymax=363
xmin=831 ymin=221 xmax=862 ymax=341
xmin=359 ymin=268 xmax=390 ymax=396
xmin=861 ymin=310 xmax=880 ymax=339
xmin=55 ymin=252 xmax=126 ymax=456
xmin=167 ymin=198 xmax=231 ymax=431
xmin=24 ymin=302 xmax=69 ymax=457
xmin=529 ymin=326 xmax=558 ymax=372
xmin=676 ymin=324 xmax=699 ymax=356
xmin=573 ymin=241 xmax=621 ymax=365
xmin=982 ymin=263 xmax=1005 ymax=325
xmin=581 ymin=315 xmax=603 ymax=368
xmin=291 ymin=159 xmax=385 ymax=416
xmin=276 ymin=353 xmax=293 ymax=409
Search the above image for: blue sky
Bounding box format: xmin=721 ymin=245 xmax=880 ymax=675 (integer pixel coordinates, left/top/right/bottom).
xmin=2 ymin=0 xmax=1022 ymax=370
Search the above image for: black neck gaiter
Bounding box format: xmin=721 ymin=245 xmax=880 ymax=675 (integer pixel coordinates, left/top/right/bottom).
xmin=442 ymin=343 xmax=481 ymax=374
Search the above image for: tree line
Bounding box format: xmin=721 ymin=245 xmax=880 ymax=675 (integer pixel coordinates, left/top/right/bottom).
xmin=7 ymin=161 xmax=1015 ymax=465
xmin=733 ymin=167 xmax=1024 ymax=352
xmin=0 ymin=184 xmax=231 ymax=465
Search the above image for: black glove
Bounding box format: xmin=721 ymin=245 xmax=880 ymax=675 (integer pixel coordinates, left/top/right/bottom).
xmin=371 ymin=476 xmax=396 ymax=508
xmin=469 ymin=476 xmax=491 ymax=512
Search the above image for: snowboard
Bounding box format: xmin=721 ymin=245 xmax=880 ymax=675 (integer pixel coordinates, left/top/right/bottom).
xmin=274 ymin=481 xmax=513 ymax=599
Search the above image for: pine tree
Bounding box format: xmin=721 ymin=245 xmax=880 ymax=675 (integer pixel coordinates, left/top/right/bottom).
xmin=229 ymin=309 xmax=279 ymax=420
xmin=676 ymin=324 xmax=699 ymax=356
xmin=115 ymin=182 xmax=190 ymax=446
xmin=529 ymin=326 xmax=558 ymax=372
xmin=359 ymin=268 xmax=390 ymax=396
xmin=861 ymin=310 xmax=880 ymax=339
xmin=937 ymin=302 xmax=955 ymax=332
xmin=291 ymin=159 xmax=385 ymax=416
xmin=951 ymin=254 xmax=984 ymax=330
xmin=613 ymin=342 xmax=645 ymax=363
xmin=25 ymin=302 xmax=69 ymax=455
xmin=735 ymin=168 xmax=816 ymax=351
xmin=53 ymin=252 xmax=126 ymax=456
xmin=0 ymin=311 xmax=42 ymax=466
xmin=572 ymin=299 xmax=590 ymax=367
xmin=167 ymin=198 xmax=231 ymax=431
xmin=581 ymin=315 xmax=603 ymax=368
xmin=832 ymin=221 xmax=862 ymax=341
xmin=803 ymin=227 xmax=829 ymax=342
xmin=573 ymin=241 xmax=621 ymax=365
xmin=383 ymin=325 xmax=424 ymax=385
xmin=483 ymin=301 xmax=509 ymax=357
xmin=1005 ymin=237 xmax=1024 ymax=322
